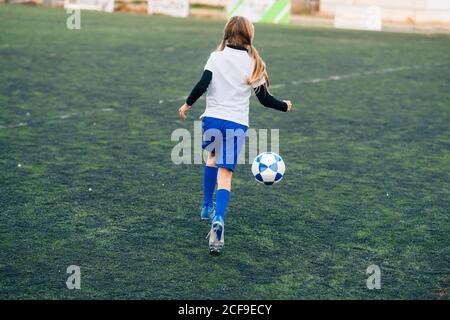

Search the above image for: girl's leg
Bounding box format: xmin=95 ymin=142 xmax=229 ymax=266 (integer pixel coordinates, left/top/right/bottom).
xmin=217 ymin=167 xmax=232 ymax=191
xmin=202 ymin=153 xmax=218 ymax=208
xmin=215 ymin=167 xmax=233 ymax=220
xmin=206 ymin=152 xmax=217 ymax=167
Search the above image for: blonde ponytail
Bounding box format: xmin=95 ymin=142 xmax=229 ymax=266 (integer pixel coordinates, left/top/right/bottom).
xmin=217 ymin=16 xmax=271 ymax=91
xmin=217 ymin=38 xmax=226 ymax=51
xmin=248 ymin=45 xmax=270 ymax=92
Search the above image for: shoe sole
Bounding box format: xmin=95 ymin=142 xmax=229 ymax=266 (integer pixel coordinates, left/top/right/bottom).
xmin=209 ymin=222 xmax=224 ymax=253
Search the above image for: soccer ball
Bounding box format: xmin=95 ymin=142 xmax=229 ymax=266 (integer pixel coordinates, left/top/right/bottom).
xmin=251 ymin=152 xmax=285 ymax=185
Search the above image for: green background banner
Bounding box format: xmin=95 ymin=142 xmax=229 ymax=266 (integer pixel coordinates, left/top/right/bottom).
xmin=227 ymin=0 xmax=291 ymax=25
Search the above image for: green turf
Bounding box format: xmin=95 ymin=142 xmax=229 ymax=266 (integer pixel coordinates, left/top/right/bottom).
xmin=0 ymin=5 xmax=449 ymax=299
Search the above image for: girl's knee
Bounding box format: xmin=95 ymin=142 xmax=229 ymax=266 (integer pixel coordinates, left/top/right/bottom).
xmin=218 ymin=167 xmax=233 ymax=176
xmin=206 ymin=153 xmax=217 ymax=167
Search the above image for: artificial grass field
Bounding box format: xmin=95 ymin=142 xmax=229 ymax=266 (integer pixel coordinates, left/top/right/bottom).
xmin=0 ymin=5 xmax=449 ymax=299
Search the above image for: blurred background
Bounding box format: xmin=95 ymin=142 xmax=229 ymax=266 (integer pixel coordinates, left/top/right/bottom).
xmin=2 ymin=0 xmax=450 ymax=33
xmin=1 ymin=0 xmax=449 ymax=300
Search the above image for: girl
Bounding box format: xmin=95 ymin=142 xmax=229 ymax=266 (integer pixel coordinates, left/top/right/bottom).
xmin=179 ymin=16 xmax=293 ymax=253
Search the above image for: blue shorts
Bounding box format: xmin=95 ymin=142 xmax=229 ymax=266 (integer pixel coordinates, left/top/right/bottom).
xmin=202 ymin=116 xmax=248 ymax=171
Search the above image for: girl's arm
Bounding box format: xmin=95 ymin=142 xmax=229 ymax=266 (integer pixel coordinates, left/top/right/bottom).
xmin=186 ymin=70 xmax=212 ymax=106
xmin=254 ymin=85 xmax=292 ymax=112
xmin=179 ymin=70 xmax=212 ymax=120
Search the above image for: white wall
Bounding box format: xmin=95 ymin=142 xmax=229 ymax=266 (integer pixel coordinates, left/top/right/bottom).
xmin=320 ymin=0 xmax=450 ymax=24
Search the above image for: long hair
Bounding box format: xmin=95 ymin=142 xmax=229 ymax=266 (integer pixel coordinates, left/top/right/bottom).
xmin=217 ymin=16 xmax=270 ymax=91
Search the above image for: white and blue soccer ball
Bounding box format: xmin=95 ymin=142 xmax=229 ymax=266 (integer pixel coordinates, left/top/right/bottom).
xmin=251 ymin=152 xmax=285 ymax=185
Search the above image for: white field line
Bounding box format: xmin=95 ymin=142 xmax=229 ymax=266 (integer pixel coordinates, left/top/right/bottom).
xmin=288 ymin=61 xmax=446 ymax=86
xmin=159 ymin=61 xmax=446 ymax=103
xmin=0 ymin=61 xmax=445 ymax=130
xmin=0 ymin=108 xmax=114 ymax=129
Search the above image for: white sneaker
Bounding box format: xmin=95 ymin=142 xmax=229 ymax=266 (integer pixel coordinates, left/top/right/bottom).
xmin=206 ymin=216 xmax=224 ymax=254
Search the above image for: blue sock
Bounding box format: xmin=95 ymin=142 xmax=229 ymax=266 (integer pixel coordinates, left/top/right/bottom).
xmin=215 ymin=189 xmax=231 ymax=220
xmin=202 ymin=166 xmax=218 ymax=207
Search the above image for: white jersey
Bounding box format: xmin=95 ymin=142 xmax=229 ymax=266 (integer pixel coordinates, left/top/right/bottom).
xmin=200 ymin=46 xmax=265 ymax=127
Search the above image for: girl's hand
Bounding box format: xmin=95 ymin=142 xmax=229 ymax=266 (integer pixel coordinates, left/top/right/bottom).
xmin=284 ymin=100 xmax=293 ymax=112
xmin=178 ymin=103 xmax=191 ymax=120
